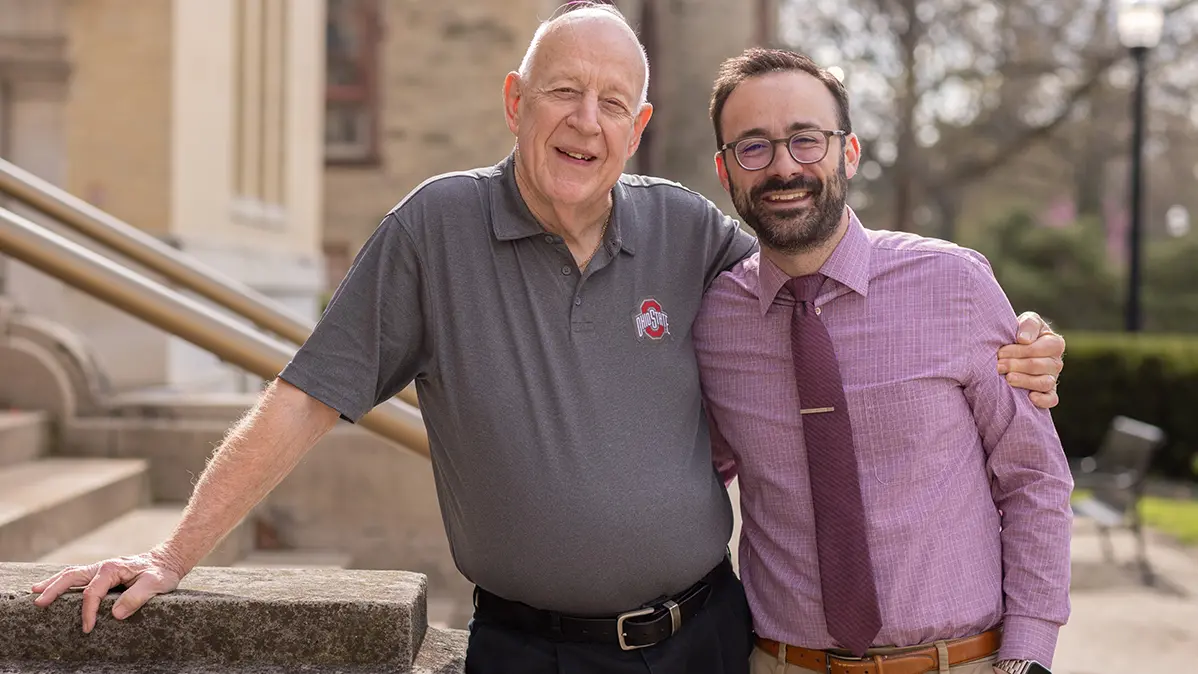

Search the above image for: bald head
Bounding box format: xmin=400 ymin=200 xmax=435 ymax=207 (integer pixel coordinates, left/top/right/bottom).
xmin=518 ymin=3 xmax=650 ymax=109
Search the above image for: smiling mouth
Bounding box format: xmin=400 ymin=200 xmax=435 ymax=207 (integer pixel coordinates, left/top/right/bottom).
xmin=762 ymin=190 xmax=812 ymax=204
xmin=557 ymin=148 xmax=597 ymax=162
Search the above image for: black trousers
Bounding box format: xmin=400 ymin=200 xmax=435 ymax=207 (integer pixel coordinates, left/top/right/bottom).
xmin=464 ymin=563 xmax=753 ymax=674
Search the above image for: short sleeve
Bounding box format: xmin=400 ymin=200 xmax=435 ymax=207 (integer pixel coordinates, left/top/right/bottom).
xmin=279 ymin=213 xmax=430 ymax=422
xmin=699 ymin=202 xmax=758 ymax=288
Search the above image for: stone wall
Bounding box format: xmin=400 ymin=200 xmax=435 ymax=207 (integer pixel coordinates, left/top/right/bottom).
xmin=321 ymin=0 xmax=775 ymax=278
xmin=0 ymin=563 xmax=466 ymax=673
xmin=322 ymin=0 xmax=552 ymax=283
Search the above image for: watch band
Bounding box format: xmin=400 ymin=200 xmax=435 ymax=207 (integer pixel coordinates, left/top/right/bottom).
xmin=994 ymin=660 xmax=1032 ymax=674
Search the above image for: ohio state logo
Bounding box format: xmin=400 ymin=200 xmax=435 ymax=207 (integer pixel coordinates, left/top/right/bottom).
xmin=634 ymin=298 xmax=670 ymax=340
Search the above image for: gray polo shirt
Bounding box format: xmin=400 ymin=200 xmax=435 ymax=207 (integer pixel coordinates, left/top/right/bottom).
xmin=280 ymin=153 xmax=756 ymax=614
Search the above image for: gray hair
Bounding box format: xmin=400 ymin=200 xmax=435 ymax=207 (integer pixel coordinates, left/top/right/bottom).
xmin=517 ymin=2 xmax=651 ymax=109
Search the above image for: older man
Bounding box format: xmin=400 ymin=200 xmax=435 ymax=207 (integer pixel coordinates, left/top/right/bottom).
xmin=694 ymin=49 xmax=1072 ymax=674
xmin=31 ymin=5 xmax=1064 ymax=674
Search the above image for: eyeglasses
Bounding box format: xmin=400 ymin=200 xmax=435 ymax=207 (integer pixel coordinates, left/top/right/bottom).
xmin=720 ymin=129 xmax=846 ymax=171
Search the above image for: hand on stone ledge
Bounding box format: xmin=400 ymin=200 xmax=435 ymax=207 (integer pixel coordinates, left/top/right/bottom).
xmin=30 ymin=548 xmax=184 ymax=633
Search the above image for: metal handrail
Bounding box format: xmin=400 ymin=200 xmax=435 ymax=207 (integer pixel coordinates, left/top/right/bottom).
xmin=0 ymin=158 xmax=420 ymax=408
xmin=0 ymin=205 xmax=429 ymax=457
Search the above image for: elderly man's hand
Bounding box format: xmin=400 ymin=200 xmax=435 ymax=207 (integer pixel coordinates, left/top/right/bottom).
xmin=31 ymin=549 xmax=184 ymax=633
xmin=996 ymin=311 xmax=1065 ymax=409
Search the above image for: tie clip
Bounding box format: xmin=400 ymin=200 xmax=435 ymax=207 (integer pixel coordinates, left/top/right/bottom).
xmin=800 ymin=407 xmax=835 ymax=415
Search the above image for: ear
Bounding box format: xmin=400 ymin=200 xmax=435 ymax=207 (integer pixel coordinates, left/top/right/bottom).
xmin=503 ymin=72 xmax=522 ymax=136
xmin=714 ymin=150 xmax=731 ymax=194
xmin=843 ymin=133 xmax=862 ymax=179
xmin=626 ymin=103 xmax=655 ymax=156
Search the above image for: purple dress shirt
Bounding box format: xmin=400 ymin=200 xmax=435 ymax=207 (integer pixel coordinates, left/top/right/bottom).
xmin=693 ymin=211 xmax=1073 ymax=666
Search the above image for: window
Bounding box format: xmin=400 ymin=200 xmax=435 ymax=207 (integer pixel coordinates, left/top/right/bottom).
xmin=233 ymin=0 xmax=288 ymax=224
xmin=325 ymin=0 xmax=380 ymax=164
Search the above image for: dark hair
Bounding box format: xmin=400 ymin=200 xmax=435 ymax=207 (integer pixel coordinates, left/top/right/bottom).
xmin=710 ymin=48 xmax=852 ymax=148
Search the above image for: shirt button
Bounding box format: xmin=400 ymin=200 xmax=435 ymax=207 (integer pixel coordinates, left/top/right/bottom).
xmin=544 ymin=235 xmax=555 ymax=243
xmin=574 ymin=297 xmax=582 ymax=306
xmin=815 ymin=306 xmax=822 ymax=315
xmin=561 ymin=265 xmax=572 ymax=275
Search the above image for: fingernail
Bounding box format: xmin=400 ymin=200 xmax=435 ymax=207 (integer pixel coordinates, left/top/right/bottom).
xmin=1019 ymin=331 xmax=1033 ymax=342
xmin=113 ymin=606 xmax=128 ymax=620
xmin=997 ymin=362 xmax=1009 ymax=375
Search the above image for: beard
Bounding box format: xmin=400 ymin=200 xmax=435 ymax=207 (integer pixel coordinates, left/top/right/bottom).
xmin=730 ymin=156 xmax=849 ymax=255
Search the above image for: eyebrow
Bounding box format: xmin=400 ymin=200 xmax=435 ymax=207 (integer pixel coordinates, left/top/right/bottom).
xmin=732 ymin=121 xmax=822 ymax=142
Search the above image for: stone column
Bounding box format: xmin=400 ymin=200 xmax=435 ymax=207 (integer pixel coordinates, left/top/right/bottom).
xmin=646 ymin=0 xmax=757 ymax=216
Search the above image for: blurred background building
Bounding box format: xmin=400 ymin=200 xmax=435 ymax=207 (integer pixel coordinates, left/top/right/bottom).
xmin=1 ymin=0 xmax=325 ymax=392
xmin=320 ymin=0 xmax=779 ymax=291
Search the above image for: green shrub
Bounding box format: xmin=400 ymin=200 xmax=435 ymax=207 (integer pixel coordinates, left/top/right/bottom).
xmin=1054 ymin=332 xmax=1198 ymax=481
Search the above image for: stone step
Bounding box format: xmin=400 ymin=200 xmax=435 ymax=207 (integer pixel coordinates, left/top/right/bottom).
xmin=0 ymin=411 xmax=49 ymax=470
xmin=0 ymin=563 xmax=436 ymax=670
xmin=412 ymin=627 xmax=468 ymax=674
xmin=0 ymin=459 xmax=148 ymax=561
xmin=104 ymin=391 xmax=258 ymax=422
xmin=62 ymin=416 xmax=238 ymax=502
xmin=233 ymin=549 xmax=353 ymax=569
xmin=35 ymin=506 xmax=252 ymax=568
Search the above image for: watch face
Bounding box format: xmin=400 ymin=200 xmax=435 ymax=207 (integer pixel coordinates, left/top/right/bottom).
xmin=1026 ymin=663 xmax=1052 ymax=674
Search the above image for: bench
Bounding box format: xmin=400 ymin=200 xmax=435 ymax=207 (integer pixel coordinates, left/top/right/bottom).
xmin=1070 ymin=415 xmax=1166 ymax=584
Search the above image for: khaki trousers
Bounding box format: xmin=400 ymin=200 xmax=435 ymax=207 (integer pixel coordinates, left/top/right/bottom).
xmin=749 ymin=644 xmax=998 ymax=674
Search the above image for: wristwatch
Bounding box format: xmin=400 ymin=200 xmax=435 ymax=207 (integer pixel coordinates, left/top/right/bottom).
xmin=994 ymin=660 xmax=1047 ymax=674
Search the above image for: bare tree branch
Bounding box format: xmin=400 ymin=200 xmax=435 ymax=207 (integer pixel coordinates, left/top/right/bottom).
xmin=945 ymin=0 xmax=1198 ymax=186
xmin=947 ymin=55 xmax=1116 ymax=185
xmin=917 ymin=61 xmax=1066 ymax=97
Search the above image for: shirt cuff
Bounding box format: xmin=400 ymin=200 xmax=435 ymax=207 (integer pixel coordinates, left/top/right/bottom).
xmin=999 ymin=615 xmax=1060 ymax=666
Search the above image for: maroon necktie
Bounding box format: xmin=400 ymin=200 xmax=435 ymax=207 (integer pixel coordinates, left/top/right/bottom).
xmin=787 ymin=274 xmax=881 ymax=657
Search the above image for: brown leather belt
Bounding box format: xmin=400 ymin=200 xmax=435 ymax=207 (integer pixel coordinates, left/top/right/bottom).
xmin=755 ymin=629 xmax=1000 ymax=674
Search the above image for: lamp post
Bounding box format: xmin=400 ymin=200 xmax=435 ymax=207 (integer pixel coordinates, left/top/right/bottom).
xmin=1117 ymin=0 xmax=1164 ymax=332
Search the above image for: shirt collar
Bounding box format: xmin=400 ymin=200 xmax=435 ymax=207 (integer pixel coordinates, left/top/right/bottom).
xmin=489 ymin=151 xmax=635 ymax=255
xmin=754 ymin=208 xmax=873 ymax=315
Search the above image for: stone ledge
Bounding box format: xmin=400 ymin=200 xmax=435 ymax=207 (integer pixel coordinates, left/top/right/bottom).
xmin=0 ymin=624 xmax=466 ymax=674
xmin=410 ymin=627 xmax=468 ymax=674
xmin=0 ymin=663 xmax=392 ymax=673
xmin=0 ymin=627 xmax=465 ymax=674
xmin=0 ymin=564 xmax=435 ymax=669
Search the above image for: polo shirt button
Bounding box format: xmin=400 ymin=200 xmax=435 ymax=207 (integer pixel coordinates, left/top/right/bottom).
xmin=561 ymin=265 xmax=572 ymax=275
xmin=544 ymin=235 xmax=555 ymax=243
xmin=574 ymin=297 xmax=582 ymax=306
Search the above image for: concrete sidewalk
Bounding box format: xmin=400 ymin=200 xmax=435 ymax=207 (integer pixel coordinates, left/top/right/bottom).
xmin=1054 ymin=520 xmax=1198 ymax=673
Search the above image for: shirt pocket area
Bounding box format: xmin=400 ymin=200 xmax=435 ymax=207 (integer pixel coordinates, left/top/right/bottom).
xmin=850 ymin=380 xmax=962 ymax=487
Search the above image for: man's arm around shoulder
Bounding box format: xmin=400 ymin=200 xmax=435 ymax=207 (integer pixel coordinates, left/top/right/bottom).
xmin=31 ymin=379 xmax=339 ymax=633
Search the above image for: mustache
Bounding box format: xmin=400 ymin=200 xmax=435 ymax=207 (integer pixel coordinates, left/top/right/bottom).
xmin=750 ymin=176 xmax=822 ymax=201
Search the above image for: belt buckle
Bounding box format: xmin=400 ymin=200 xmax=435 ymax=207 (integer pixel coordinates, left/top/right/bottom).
xmin=615 ymin=607 xmax=655 ymax=651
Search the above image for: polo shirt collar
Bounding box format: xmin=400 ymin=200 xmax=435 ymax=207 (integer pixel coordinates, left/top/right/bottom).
xmin=489 ymin=151 xmax=636 ymax=255
xmin=754 ymin=208 xmax=873 ymax=315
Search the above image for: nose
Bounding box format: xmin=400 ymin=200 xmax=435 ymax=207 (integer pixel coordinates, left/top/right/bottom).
xmin=566 ymin=92 xmax=602 ymax=136
xmin=763 ymin=139 xmax=806 ymax=179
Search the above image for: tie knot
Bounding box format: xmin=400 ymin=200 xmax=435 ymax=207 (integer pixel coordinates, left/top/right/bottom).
xmin=787 ymin=274 xmax=824 ymax=304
